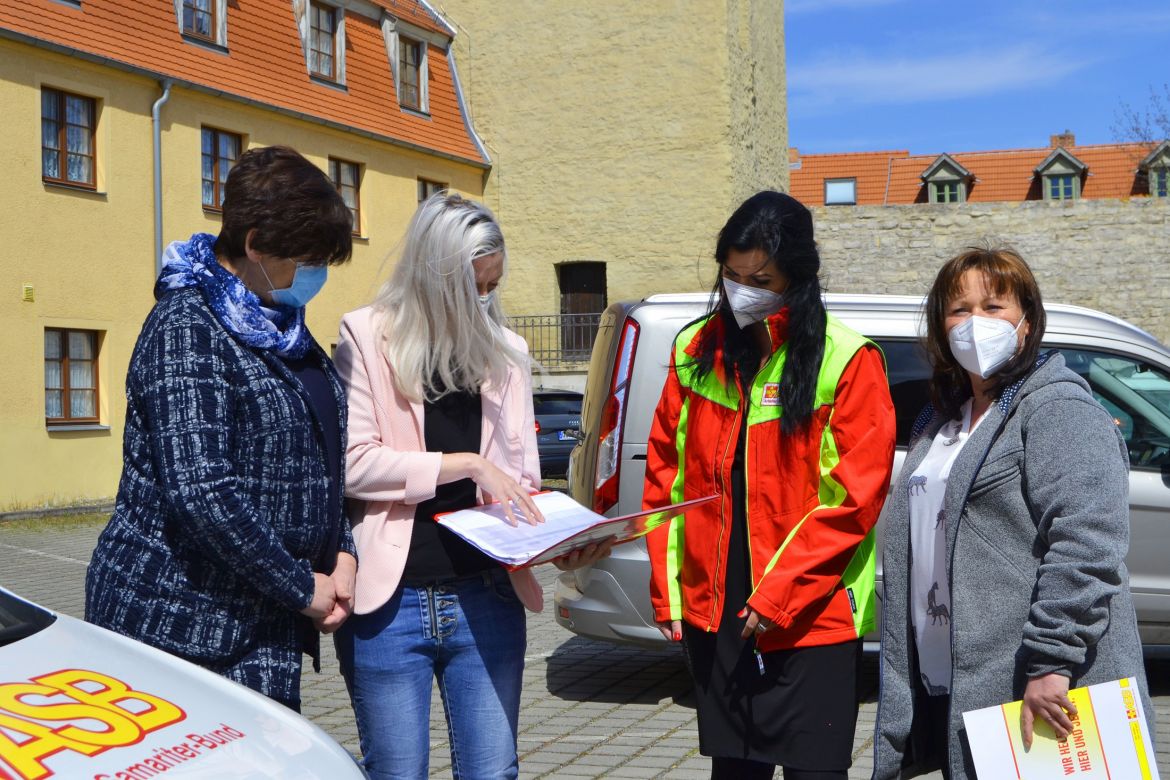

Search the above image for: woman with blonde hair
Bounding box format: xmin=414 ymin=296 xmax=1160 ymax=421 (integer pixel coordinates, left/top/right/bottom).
xmin=334 ymin=192 xmax=606 ymax=779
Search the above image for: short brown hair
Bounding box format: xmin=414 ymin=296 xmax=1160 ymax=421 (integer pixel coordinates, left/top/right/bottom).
xmin=216 ymin=145 xmax=353 ymax=266
xmin=924 ymin=243 xmax=1047 ymax=419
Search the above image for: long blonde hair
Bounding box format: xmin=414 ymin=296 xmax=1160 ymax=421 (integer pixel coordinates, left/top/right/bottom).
xmin=373 ymin=193 xmax=529 ymax=401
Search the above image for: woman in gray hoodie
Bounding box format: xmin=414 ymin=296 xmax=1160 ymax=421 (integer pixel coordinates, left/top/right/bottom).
xmin=873 ymin=245 xmax=1151 ymax=779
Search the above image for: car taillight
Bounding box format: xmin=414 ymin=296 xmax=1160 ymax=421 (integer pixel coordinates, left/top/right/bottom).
xmin=535 ymin=420 xmax=542 ymax=434
xmin=594 ymin=318 xmax=639 ymax=513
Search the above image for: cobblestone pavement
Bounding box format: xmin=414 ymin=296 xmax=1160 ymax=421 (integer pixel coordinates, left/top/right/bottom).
xmin=2 ymin=514 xmax=1167 ymax=779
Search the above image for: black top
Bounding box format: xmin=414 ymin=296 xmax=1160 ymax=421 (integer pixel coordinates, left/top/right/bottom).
xmin=283 ymin=351 xmax=343 ymax=573
xmin=402 ymin=385 xmax=501 ymax=584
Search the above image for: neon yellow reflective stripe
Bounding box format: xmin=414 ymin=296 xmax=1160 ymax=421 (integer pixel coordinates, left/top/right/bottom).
xmin=664 ymin=395 xmax=690 ymax=620
xmin=674 ymin=316 xmax=739 ymax=410
xmin=840 ymin=530 xmax=877 ymax=635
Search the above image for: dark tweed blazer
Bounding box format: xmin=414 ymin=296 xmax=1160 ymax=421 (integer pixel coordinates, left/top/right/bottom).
xmin=86 ymin=287 xmax=354 ymax=708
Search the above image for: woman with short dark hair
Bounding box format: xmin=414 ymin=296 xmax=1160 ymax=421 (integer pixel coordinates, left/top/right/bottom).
xmin=873 ymin=245 xmax=1152 ymax=779
xmin=86 ymin=145 xmax=355 ymax=710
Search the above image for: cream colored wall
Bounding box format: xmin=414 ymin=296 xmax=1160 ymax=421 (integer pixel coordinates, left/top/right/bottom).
xmin=438 ymin=0 xmax=788 ymax=315
xmin=0 ymin=39 xmax=483 ymax=511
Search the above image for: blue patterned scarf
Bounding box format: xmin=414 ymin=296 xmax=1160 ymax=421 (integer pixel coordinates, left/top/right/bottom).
xmin=155 ymin=233 xmax=312 ymax=359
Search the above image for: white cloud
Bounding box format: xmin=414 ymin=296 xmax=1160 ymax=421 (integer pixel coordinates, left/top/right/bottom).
xmin=789 ymin=44 xmax=1094 ymax=112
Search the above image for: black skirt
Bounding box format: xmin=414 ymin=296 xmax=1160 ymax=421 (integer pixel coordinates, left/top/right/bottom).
xmin=681 ymin=423 xmax=862 ymax=770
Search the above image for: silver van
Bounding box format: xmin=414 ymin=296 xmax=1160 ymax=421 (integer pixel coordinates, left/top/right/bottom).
xmin=554 ymin=293 xmax=1170 ymax=650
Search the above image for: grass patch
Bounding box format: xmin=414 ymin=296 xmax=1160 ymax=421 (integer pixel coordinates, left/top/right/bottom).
xmin=0 ymin=512 xmax=109 ymax=532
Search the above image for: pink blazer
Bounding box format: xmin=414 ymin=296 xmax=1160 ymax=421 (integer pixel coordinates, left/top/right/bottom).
xmin=335 ymin=306 xmax=544 ymax=616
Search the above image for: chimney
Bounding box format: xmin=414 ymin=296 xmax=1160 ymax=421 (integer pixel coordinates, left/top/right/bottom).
xmin=1049 ymin=130 xmax=1075 ymax=148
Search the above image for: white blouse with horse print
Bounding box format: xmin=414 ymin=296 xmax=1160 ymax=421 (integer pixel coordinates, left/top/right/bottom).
xmin=908 ymin=398 xmax=984 ymax=696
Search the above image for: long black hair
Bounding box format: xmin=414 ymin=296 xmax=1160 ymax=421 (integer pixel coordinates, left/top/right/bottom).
xmin=691 ymin=191 xmax=826 ymax=434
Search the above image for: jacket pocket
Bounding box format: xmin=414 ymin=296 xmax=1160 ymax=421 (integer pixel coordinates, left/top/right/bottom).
xmin=967 ymin=454 xmax=1021 ymax=500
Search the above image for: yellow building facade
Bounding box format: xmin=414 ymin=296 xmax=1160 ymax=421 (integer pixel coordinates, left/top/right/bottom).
xmin=0 ymin=1 xmax=487 ymax=511
xmin=437 ymin=0 xmax=789 ymax=318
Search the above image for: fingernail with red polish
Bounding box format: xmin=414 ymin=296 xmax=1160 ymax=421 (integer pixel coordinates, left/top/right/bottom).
xmin=736 ymin=608 xmax=747 ymax=618
xmin=672 ymin=629 xmax=681 ymax=641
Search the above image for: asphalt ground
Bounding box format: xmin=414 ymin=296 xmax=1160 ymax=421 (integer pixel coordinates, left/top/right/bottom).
xmin=2 ymin=513 xmax=1167 ymax=779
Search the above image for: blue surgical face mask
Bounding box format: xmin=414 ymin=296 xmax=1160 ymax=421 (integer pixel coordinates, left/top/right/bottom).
xmin=261 ymin=262 xmax=328 ymax=308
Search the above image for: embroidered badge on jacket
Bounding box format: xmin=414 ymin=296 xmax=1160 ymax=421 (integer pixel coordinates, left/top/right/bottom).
xmin=761 ymin=383 xmax=781 ymax=406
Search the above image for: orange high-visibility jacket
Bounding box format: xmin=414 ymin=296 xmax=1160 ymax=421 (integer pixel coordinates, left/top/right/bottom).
xmin=645 ymin=309 xmax=896 ymax=650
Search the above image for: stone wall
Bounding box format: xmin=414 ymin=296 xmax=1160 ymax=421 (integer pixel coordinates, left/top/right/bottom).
xmin=813 ymin=198 xmax=1170 ymax=344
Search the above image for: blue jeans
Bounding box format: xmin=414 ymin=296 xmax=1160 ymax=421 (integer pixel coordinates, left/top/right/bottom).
xmin=335 ymin=568 xmax=526 ymax=780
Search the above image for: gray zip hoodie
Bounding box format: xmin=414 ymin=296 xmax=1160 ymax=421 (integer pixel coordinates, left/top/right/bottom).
xmin=873 ymin=353 xmax=1153 ymax=779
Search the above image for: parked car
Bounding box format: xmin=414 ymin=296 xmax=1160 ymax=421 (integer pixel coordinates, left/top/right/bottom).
xmin=554 ymin=293 xmax=1170 ymax=651
xmin=534 ymin=389 xmax=583 ymax=479
xmin=0 ymin=586 xmax=365 ymax=779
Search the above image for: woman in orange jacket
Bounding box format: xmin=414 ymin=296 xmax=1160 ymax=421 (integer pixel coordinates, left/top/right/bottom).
xmin=644 ymin=191 xmax=896 ymax=779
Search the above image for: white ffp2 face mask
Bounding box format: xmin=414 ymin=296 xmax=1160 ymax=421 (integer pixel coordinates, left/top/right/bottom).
xmin=947 ymin=315 xmax=1025 ymax=378
xmin=723 ymin=278 xmax=785 ymax=329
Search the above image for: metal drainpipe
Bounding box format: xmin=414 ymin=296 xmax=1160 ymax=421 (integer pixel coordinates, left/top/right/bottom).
xmin=152 ymin=80 xmax=173 ymax=277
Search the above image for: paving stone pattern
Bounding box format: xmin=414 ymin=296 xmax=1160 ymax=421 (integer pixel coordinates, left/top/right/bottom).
xmin=2 ymin=515 xmax=1167 ymax=779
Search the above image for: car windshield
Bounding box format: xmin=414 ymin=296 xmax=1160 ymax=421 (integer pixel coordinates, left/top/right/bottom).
xmin=0 ymin=590 xmax=56 ymax=647
xmin=535 ymin=396 xmax=581 ymax=415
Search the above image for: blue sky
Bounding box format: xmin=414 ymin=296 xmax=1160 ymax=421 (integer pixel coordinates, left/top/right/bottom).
xmin=785 ymin=0 xmax=1170 ymax=154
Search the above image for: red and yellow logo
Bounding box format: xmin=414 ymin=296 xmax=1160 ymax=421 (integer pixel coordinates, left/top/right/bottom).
xmin=0 ymin=669 xmax=185 ymax=780
xmin=761 ymin=383 xmax=781 ymax=406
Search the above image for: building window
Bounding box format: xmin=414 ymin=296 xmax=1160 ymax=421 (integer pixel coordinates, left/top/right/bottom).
xmin=399 ymin=36 xmax=423 ymax=110
xmin=201 ymin=127 xmax=241 ymax=210
xmin=309 ymin=2 xmax=337 ymax=81
xmin=45 ymin=329 xmax=99 ymax=424
xmin=418 ymin=178 xmax=445 ymax=203
xmin=1046 ymin=174 xmax=1077 ymax=201
xmin=557 ymin=262 xmax=606 ymax=360
xmin=1151 ymin=168 xmax=1169 ymax=198
xmin=182 ymin=0 xmax=215 ymax=40
xmin=329 ymin=158 xmax=361 ymax=235
xmin=931 ymin=180 xmax=962 ymax=203
xmin=41 ymin=88 xmax=96 ymax=189
xmin=824 ymin=178 xmax=856 ymax=205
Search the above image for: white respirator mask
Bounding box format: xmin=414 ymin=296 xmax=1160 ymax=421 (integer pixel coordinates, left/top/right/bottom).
xmin=947 ymin=315 xmax=1025 ymax=378
xmin=723 ymin=278 xmax=786 ymax=329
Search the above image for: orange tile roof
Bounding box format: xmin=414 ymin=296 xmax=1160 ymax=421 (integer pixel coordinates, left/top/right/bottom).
xmin=788 ymin=150 xmax=909 ymax=205
xmin=0 ymin=0 xmax=487 ymax=167
xmin=791 ymin=142 xmax=1156 ymax=205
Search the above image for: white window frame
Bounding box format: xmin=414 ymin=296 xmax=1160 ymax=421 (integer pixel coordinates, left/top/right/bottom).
xmin=174 ymin=0 xmax=228 ymax=48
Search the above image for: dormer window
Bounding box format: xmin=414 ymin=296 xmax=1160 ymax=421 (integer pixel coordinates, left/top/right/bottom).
xmin=1034 ymin=147 xmax=1086 ymax=201
xmin=1046 ymin=174 xmax=1076 ymax=200
xmin=1153 ymin=168 xmax=1169 ymax=198
xmin=309 ymin=2 xmax=338 ymax=81
xmin=920 ymin=153 xmax=971 ymax=204
xmin=175 ymin=0 xmax=226 ymax=47
xmin=381 ymin=15 xmax=433 ymax=114
xmin=182 ymin=0 xmax=214 ymax=40
xmin=1139 ymin=141 xmax=1170 ymax=198
xmin=399 ymin=36 xmax=424 ymax=110
xmin=294 ymin=0 xmax=346 ymax=85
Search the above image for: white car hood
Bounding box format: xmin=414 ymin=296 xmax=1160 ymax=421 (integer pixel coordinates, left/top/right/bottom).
xmin=0 ymin=608 xmax=364 ymax=779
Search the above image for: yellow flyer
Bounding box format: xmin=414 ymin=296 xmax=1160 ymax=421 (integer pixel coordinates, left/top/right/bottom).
xmin=962 ymin=677 xmax=1159 ymax=779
